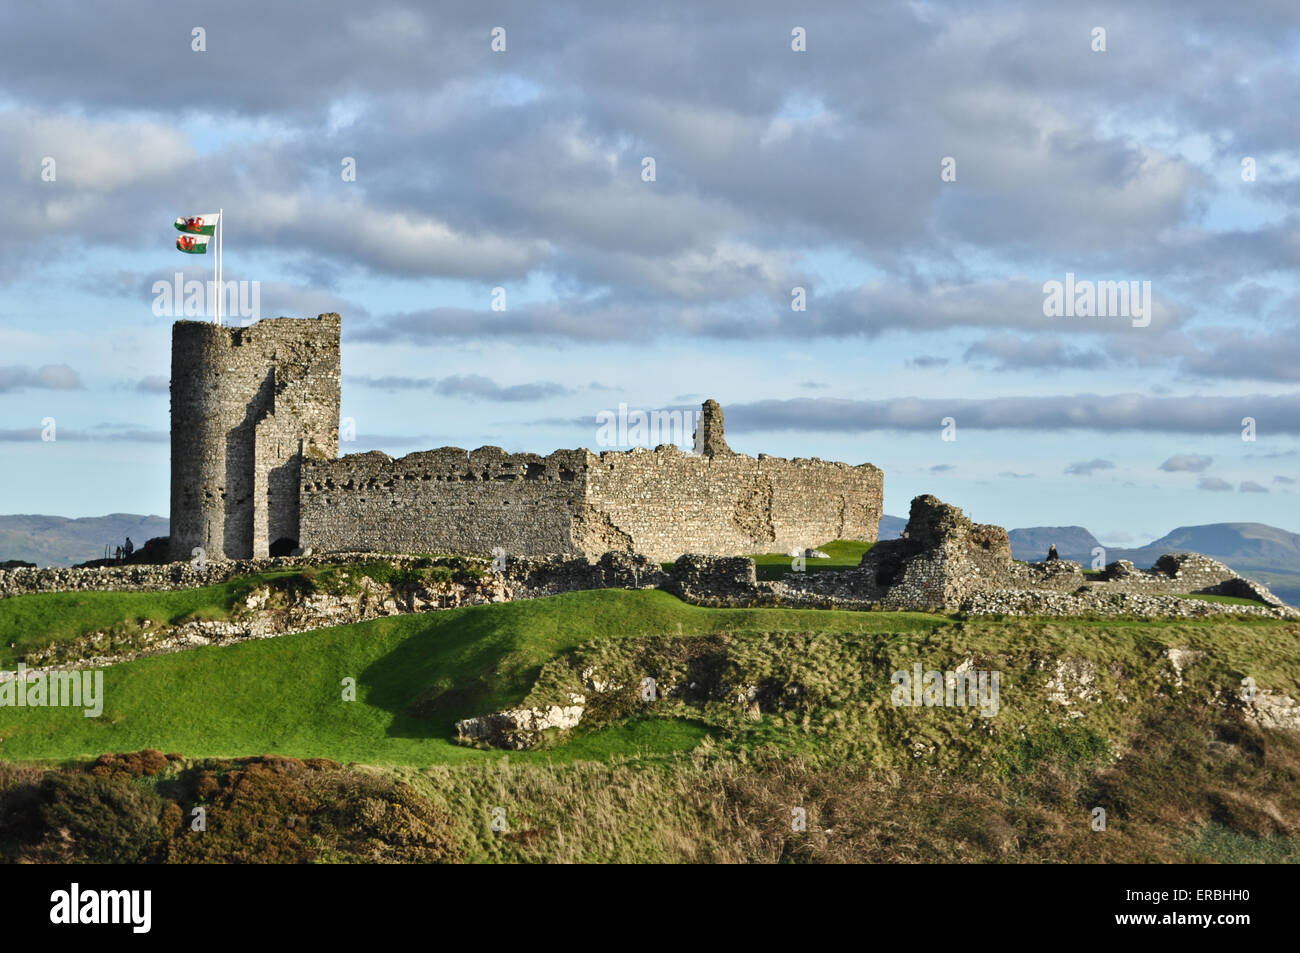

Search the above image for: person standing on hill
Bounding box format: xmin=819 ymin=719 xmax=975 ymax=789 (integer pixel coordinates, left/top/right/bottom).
xmin=124 ymin=537 xmax=134 ymax=559
xmin=1046 ymin=543 xmax=1059 ymax=561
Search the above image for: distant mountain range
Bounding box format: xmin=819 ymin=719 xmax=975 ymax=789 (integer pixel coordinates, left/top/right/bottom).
xmin=1005 ymin=526 xmax=1104 ymax=562
xmin=879 ymin=515 xmax=908 ymax=539
xmin=0 ymin=514 xmax=169 ymax=567
xmin=1040 ymin=523 xmax=1300 ymax=606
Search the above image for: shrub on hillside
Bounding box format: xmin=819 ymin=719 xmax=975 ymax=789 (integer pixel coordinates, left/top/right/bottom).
xmin=31 ymin=773 xmax=169 ymax=864
xmin=0 ymin=753 xmax=460 ymax=864
xmin=89 ymin=749 xmax=175 ymax=778
xmin=164 ymin=755 xmax=460 ymax=864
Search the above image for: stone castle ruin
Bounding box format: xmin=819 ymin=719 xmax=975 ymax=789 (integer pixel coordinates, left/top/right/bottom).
xmin=157 ymin=312 xmax=1290 ymax=619
xmin=169 ymin=314 xmax=883 ymax=562
xmin=770 ymin=494 xmax=1291 ymax=613
xmin=661 ymin=494 xmax=1293 ymax=616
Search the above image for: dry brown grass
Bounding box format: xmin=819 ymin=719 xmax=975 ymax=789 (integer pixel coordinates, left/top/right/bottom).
xmin=408 ymin=702 xmax=1300 ymax=864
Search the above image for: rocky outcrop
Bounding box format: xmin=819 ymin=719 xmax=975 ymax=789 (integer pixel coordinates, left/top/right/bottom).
xmin=1246 ymin=691 xmax=1300 ymax=732
xmin=454 ymin=697 xmax=586 ymax=750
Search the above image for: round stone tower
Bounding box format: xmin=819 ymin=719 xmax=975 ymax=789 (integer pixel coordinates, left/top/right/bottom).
xmin=169 ymin=314 xmax=341 ymax=561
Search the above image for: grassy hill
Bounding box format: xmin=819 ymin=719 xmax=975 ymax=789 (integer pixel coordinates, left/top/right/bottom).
xmin=0 ymin=588 xmax=944 ymax=765
xmin=1 ymin=569 xmax=1298 ymax=862
xmin=3 ymin=571 xmax=1296 ymax=768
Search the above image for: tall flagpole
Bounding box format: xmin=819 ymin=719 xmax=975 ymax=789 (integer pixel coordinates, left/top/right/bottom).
xmin=218 ymin=208 xmax=224 ymax=326
xmin=213 ymin=216 xmax=219 ymax=325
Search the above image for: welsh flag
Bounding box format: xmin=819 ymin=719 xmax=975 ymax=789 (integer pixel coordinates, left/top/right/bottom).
xmin=176 ymin=234 xmax=210 ymax=254
xmin=174 ymin=213 xmax=219 ymax=235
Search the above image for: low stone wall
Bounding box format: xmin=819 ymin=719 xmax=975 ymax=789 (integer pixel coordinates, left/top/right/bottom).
xmin=664 ymin=555 xmax=771 ymax=607
xmin=0 ymin=551 xmax=667 ymax=602
xmin=0 ymin=560 xmax=276 ymax=598
xmin=1007 ymin=561 xmax=1087 ymax=592
xmin=964 ymin=588 xmax=1296 ymax=620
xmin=3 ymin=510 xmax=1292 ymax=625
xmin=503 ymin=551 xmax=666 ymax=599
xmin=8 ymin=552 xmax=667 ymax=672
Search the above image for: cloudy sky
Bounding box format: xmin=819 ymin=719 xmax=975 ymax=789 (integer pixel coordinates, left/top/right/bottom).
xmin=1 ymin=0 xmax=1298 ymax=544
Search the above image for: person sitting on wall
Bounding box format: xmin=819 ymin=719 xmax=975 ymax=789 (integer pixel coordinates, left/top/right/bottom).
xmin=1046 ymin=543 xmax=1059 ymax=561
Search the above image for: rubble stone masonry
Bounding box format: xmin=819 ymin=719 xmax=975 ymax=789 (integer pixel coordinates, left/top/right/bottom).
xmin=169 ymin=314 xmax=340 ymax=561
xmin=171 ymin=315 xmax=881 ymax=563
xmin=298 ymin=443 xmax=883 ymax=562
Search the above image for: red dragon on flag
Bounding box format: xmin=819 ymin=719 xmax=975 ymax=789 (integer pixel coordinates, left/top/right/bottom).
xmin=173 ymin=213 xmax=219 ymax=236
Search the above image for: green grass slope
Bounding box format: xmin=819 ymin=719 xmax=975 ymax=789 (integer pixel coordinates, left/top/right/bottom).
xmin=0 ymin=580 xmax=263 ymax=668
xmin=1 ymin=583 xmax=1298 ymax=864
xmin=2 ymin=584 xmax=1297 ymax=774
xmin=0 ymin=589 xmax=941 ymax=765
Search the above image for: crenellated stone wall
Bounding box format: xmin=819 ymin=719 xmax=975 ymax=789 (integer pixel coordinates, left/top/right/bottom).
xmin=298 ymin=447 xmax=590 ymax=557
xmin=582 ymin=446 xmax=881 ymax=562
xmin=297 ymin=409 xmax=882 ymax=562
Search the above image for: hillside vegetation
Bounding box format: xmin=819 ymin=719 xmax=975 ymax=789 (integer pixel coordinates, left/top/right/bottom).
xmin=0 ymin=577 xmax=1296 ymax=863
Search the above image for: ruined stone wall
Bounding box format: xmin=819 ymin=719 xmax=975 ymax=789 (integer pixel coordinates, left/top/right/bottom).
xmin=1097 ymin=554 xmax=1238 ymax=594
xmin=296 ymin=397 xmax=882 ymax=561
xmin=582 ymin=447 xmax=882 ymax=562
xmin=298 ymin=447 xmax=593 ymax=556
xmin=1006 ymin=555 xmax=1245 ymax=597
xmin=838 ymin=495 xmax=1297 ymax=613
xmin=297 ymin=443 xmax=882 ymax=561
xmin=0 ymin=551 xmax=661 ymax=602
xmin=854 ymin=495 xmax=1013 ymax=611
xmin=170 ymin=314 xmax=340 ymax=561
xmin=1007 ymin=561 xmax=1087 ymax=592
